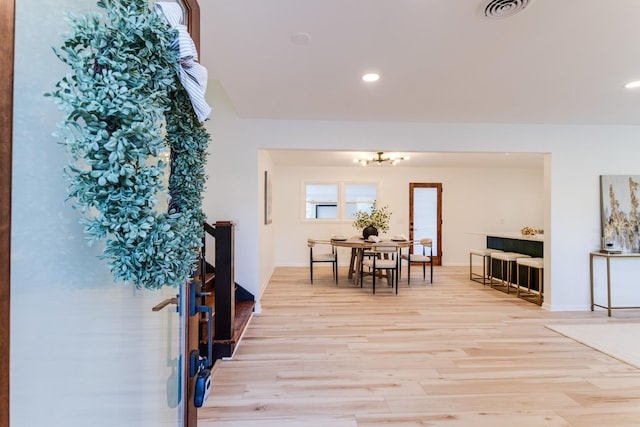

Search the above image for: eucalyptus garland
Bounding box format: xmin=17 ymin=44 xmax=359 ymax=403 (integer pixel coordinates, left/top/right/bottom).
xmin=47 ymin=0 xmax=210 ymax=289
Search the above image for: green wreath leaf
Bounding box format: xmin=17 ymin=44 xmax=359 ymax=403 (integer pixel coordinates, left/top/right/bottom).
xmin=47 ymin=0 xmax=210 ymax=289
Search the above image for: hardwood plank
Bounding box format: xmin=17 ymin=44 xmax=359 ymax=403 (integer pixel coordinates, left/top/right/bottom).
xmin=356 ymin=411 xmax=570 ymax=427
xmin=201 ymin=266 xmax=640 ymax=426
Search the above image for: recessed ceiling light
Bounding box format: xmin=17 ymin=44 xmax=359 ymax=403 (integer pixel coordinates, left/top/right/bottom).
xmin=291 ymin=32 xmax=311 ymax=45
xmin=362 ymin=73 xmax=380 ymax=82
xmin=625 ymin=80 xmax=640 ymax=89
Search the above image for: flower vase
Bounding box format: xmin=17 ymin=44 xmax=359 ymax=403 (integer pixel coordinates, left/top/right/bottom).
xmin=362 ymin=226 xmax=378 ymax=240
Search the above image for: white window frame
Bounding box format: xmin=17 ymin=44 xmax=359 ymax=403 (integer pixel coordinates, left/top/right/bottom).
xmin=302 ymin=180 xmax=380 ymax=223
xmin=303 ymin=181 xmax=340 ymax=222
xmin=344 ymin=182 xmax=378 ymax=220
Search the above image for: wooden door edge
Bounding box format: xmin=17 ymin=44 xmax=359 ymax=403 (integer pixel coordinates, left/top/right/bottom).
xmin=0 ymin=0 xmax=15 ymax=425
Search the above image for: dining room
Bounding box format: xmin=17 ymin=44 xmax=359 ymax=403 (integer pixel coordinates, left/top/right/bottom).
xmin=268 ymin=149 xmax=546 ymax=279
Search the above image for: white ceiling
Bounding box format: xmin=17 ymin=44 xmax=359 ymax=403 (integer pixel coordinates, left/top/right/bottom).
xmin=267 ymin=150 xmax=544 ymax=168
xmin=198 ymin=0 xmax=639 ymax=168
xmin=200 ymin=0 xmax=640 ymax=125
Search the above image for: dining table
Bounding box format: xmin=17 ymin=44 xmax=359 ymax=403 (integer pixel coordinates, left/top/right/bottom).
xmin=330 ymin=238 xmax=411 ymax=285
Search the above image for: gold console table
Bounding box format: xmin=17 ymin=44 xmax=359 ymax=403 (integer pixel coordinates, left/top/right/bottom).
xmin=590 ymin=251 xmax=640 ymax=316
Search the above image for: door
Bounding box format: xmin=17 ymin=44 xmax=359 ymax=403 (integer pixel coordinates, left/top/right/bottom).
xmin=0 ymin=0 xmax=14 ymax=424
xmin=153 ymin=1 xmax=201 ymax=425
xmin=7 ymin=1 xmax=202 ymax=423
xmin=409 ymin=183 xmax=442 ymax=265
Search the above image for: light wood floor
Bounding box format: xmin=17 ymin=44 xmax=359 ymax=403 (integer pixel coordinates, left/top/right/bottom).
xmin=200 ymin=266 xmax=640 ymax=426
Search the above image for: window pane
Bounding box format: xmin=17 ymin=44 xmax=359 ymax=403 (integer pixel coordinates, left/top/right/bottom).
xmin=413 ymin=187 xmax=438 ymax=253
xmin=315 ymin=204 xmax=338 ymax=219
xmin=306 ymin=184 xmax=338 ymax=219
xmin=346 ymin=202 xmax=374 ymax=218
xmin=306 ymin=184 xmax=338 ymax=202
xmin=345 ymin=184 xmax=377 ymax=201
xmin=345 ymin=184 xmax=377 ymax=218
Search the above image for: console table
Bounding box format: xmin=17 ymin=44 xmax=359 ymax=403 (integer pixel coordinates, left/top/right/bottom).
xmin=590 ymin=251 xmax=640 ymax=316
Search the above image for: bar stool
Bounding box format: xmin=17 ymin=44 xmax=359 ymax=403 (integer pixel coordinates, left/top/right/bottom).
xmin=469 ymin=248 xmax=502 ymax=285
xmin=516 ymin=257 xmax=544 ymax=305
xmin=489 ymin=252 xmax=530 ymax=294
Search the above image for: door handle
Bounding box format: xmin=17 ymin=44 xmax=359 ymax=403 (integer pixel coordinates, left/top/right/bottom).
xmin=152 ymin=297 xmax=179 ymax=312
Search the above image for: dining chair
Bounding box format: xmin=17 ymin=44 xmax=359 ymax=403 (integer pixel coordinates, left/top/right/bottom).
xmin=360 ymin=242 xmax=399 ymax=294
xmin=400 ymin=238 xmax=433 ymax=284
xmin=350 ymin=234 xmax=375 ymax=260
xmin=307 ymin=238 xmax=338 ymax=284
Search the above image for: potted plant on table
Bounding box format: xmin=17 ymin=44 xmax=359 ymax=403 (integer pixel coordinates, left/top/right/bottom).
xmin=353 ymin=203 xmax=392 ymax=240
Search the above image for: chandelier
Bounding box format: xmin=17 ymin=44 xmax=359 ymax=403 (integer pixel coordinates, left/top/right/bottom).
xmin=353 ymin=152 xmax=410 ymax=166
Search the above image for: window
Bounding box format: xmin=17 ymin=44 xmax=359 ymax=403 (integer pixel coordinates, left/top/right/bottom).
xmin=345 ymin=184 xmax=377 ymax=219
xmin=304 ymin=182 xmax=378 ymax=221
xmin=305 ymin=183 xmax=338 ymax=219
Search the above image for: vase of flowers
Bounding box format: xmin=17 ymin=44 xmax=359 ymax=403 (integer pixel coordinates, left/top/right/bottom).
xmin=362 ymin=225 xmax=378 ymax=240
xmin=353 ymin=203 xmax=392 ymax=239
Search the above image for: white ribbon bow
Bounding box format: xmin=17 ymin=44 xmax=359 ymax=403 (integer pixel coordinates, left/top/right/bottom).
xmin=155 ymin=2 xmax=212 ymax=122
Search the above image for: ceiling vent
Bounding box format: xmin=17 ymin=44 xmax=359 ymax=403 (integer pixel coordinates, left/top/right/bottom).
xmin=482 ymin=0 xmax=534 ymax=19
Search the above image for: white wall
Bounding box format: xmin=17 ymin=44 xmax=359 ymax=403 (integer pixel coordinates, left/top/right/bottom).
xmin=204 ymin=81 xmax=640 ymax=313
xmin=257 ymin=151 xmax=275 ymax=308
xmin=273 ymin=165 xmax=544 ymax=267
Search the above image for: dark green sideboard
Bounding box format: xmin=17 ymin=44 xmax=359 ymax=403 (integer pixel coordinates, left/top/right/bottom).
xmin=487 ymin=235 xmax=543 ymax=291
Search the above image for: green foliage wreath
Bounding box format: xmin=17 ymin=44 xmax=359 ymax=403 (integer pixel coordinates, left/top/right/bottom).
xmin=47 ymin=0 xmax=210 ymax=289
